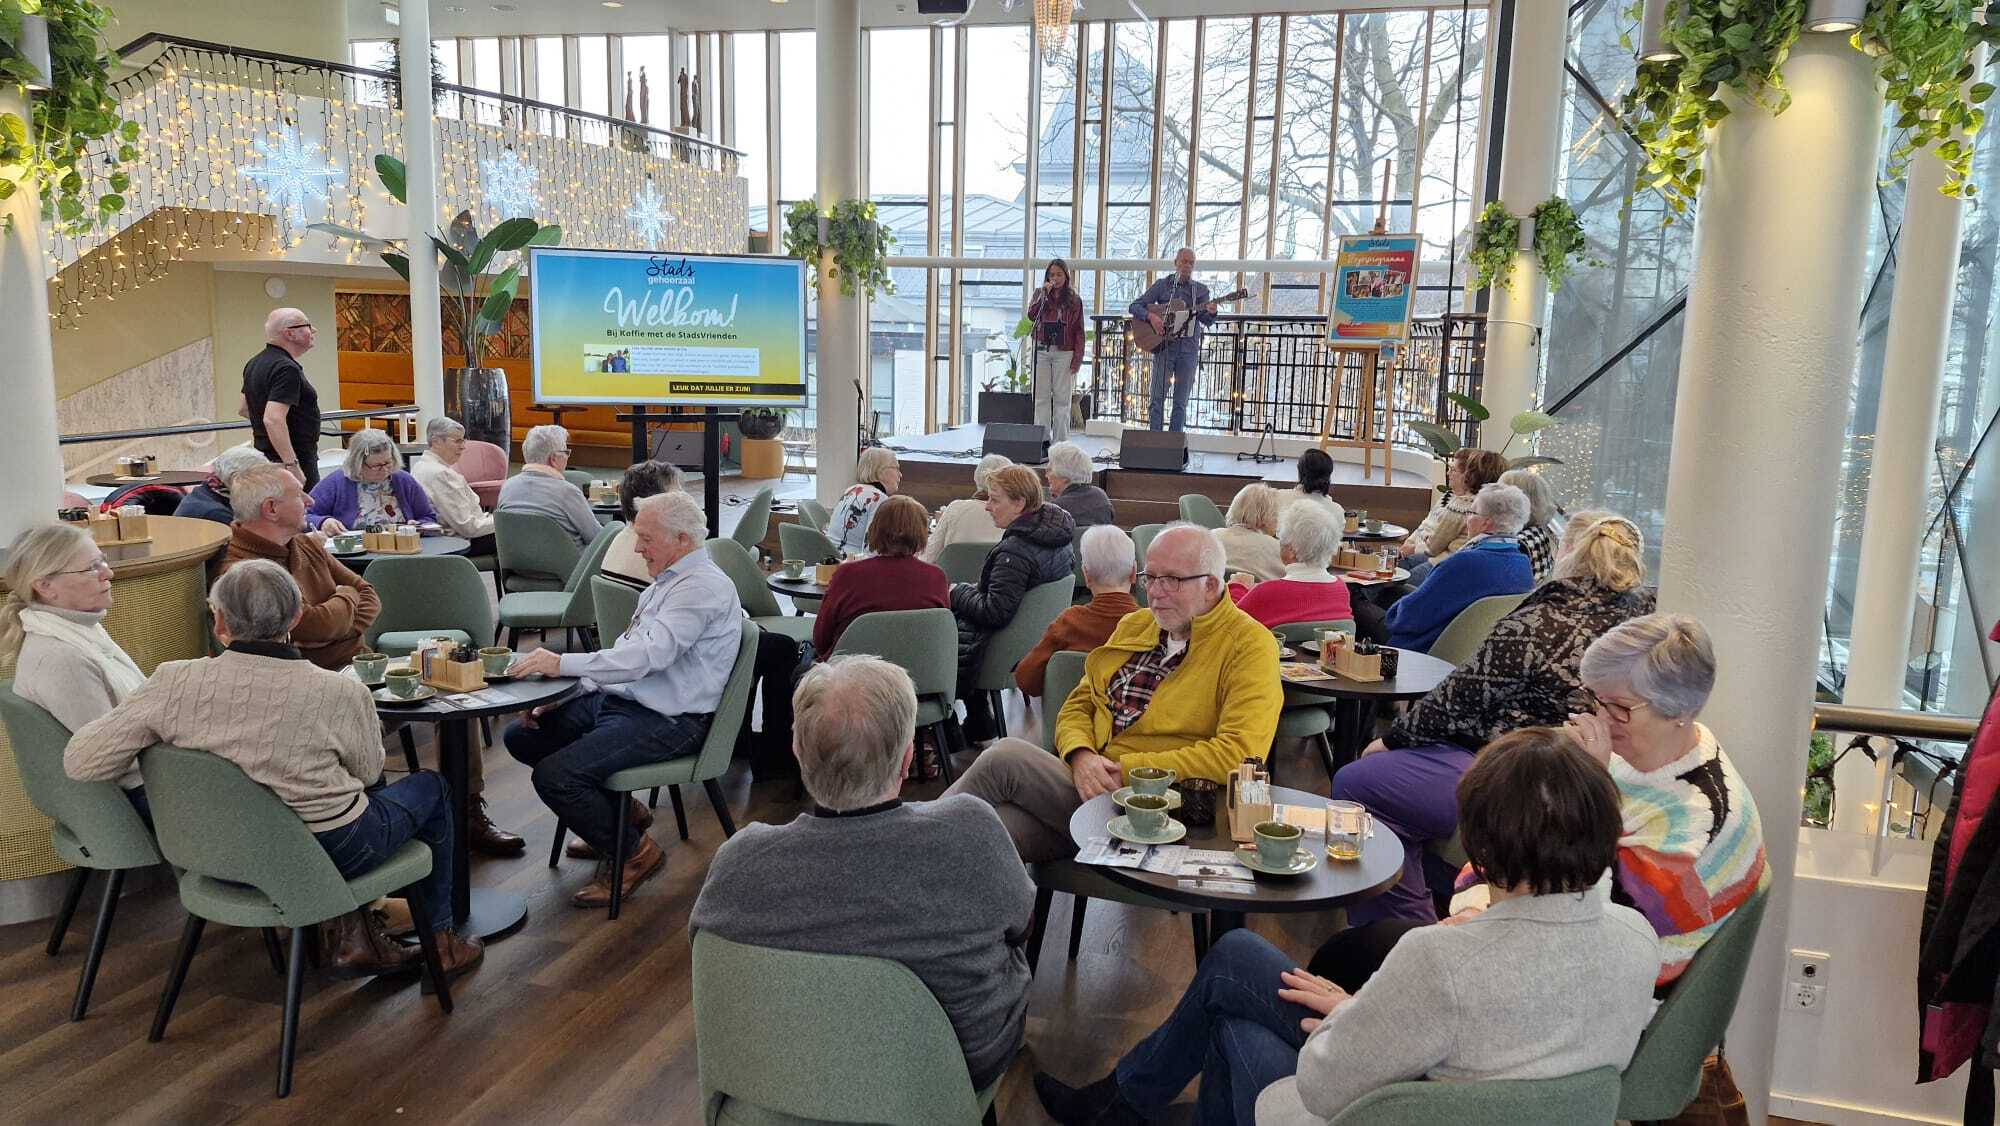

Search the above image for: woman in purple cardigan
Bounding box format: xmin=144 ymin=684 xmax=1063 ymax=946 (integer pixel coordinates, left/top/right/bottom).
xmin=307 ymin=428 xmax=438 ymax=532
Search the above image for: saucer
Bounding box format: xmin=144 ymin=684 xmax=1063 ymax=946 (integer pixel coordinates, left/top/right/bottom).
xmin=1111 ymin=786 xmax=1182 ymax=810
xmin=329 ymin=545 xmax=367 ymax=557
xmin=1235 ymin=845 xmax=1319 ymax=877
xmin=480 ymin=670 xmax=518 ymax=683
xmin=1107 ymin=815 xmax=1186 ymax=846
xmin=372 ymin=684 xmax=437 ymax=706
xmin=351 ymin=672 xmax=386 ymax=689
xmin=1277 ymin=645 xmax=1297 ymax=660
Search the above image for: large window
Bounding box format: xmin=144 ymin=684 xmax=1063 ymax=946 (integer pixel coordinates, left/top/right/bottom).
xmin=623 ymin=35 xmax=672 ymax=126
xmin=533 ymin=37 xmax=564 ymax=103
xmin=577 ymin=35 xmax=609 ymax=116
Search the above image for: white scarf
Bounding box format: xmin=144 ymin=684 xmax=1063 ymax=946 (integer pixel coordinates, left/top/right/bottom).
xmin=18 ymin=606 xmax=147 ymax=700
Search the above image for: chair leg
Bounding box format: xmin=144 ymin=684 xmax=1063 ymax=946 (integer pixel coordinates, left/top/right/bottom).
xmin=1316 ymin=732 xmax=1337 ymax=785
xmin=1067 ymin=894 xmax=1089 ymax=962
xmin=46 ymin=866 xmax=89 ymax=956
xmin=983 ymin=1104 xmax=998 ymax=1126
xmin=669 ymin=785 xmax=690 ymax=840
xmin=703 ymin=778 xmax=738 ymax=837
xmin=402 ymin=882 xmax=452 ymax=1014
xmin=261 ymin=928 xmax=288 ymax=977
xmin=935 ymin=720 xmax=962 ymax=786
xmin=1026 ymin=885 xmax=1054 ymax=973
xmin=547 ymin=818 xmax=567 ymax=869
xmin=400 ymin=725 xmax=421 ymax=773
xmin=608 ymin=789 xmax=632 ymax=921
xmin=276 ymin=925 xmax=307 ymax=1098
xmin=69 ymin=868 xmax=125 ymax=1021
xmin=991 ymin=690 xmax=1009 ymax=739
xmin=479 ymin=717 xmax=493 ymax=746
xmin=647 ymin=786 xmax=659 ymax=809
xmin=1191 ymin=912 xmax=1209 ymax=966
xmin=148 ymin=913 xmax=206 ymax=1042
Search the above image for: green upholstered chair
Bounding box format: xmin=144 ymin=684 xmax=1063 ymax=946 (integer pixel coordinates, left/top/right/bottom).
xmin=795 ymin=499 xmax=830 ymax=534
xmin=1130 ymin=522 xmax=1166 ymax=607
xmin=706 ymin=538 xmax=813 ymax=645
xmin=494 ymin=509 xmax=582 ymax=594
xmin=934 ymin=541 xmax=994 ymax=585
xmin=138 ymin=744 xmax=454 ymax=1098
xmin=1178 ymin=493 xmax=1225 ymax=529
xmin=546 ymin=620 xmax=759 ymax=919
xmin=730 ymin=487 xmax=774 ymax=560
xmin=829 ymin=608 xmax=965 ymax=784
xmin=1325 ymin=1066 xmax=1623 ymax=1125
xmin=778 ymin=521 xmax=839 ymax=564
xmin=0 ymin=684 xmax=163 ymax=1021
xmin=591 ymin=574 xmax=644 ymax=640
xmin=968 ymin=576 xmax=1074 ymax=740
xmin=692 ymin=931 xmax=1000 ymax=1126
xmin=1617 ymin=888 xmax=1770 ymax=1121
xmin=363 ymin=554 xmax=496 ymax=656
xmin=1427 ymin=592 xmax=1530 ymax=667
xmin=562 ymin=468 xmax=595 ymax=492
xmin=1268 ymin=619 xmax=1355 ymax=780
xmin=497 ymin=520 xmax=623 ymax=650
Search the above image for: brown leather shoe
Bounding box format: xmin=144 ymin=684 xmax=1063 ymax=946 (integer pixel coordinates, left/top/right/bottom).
xmin=571 ymin=835 xmax=664 ymax=908
xmin=321 ymin=908 xmax=423 ymax=980
xmin=468 ymin=796 xmax=526 ymax=856
xmin=564 ymin=797 xmax=655 ymax=859
xmin=420 ymin=929 xmax=485 ymax=993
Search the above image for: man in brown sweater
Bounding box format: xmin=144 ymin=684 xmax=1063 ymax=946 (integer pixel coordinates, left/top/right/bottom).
xmin=1015 ymin=524 xmax=1140 ymax=697
xmin=218 ymin=463 xmax=379 ymax=669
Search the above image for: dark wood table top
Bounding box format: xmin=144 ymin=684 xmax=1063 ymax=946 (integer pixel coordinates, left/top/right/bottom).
xmin=372 ymin=674 xmax=580 ymax=722
xmin=84 ymin=469 xmax=211 ymax=488
xmin=1280 ymin=646 xmax=1455 ymax=700
xmin=766 ymin=573 xmax=829 ymax=600
xmin=328 ymin=534 xmax=472 ymax=568
xmin=1343 ymin=522 xmax=1409 ymax=542
xmin=1065 ymin=784 xmax=1403 ymax=914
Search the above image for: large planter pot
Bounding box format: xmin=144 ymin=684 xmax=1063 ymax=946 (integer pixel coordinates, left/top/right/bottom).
xmin=445 ymin=367 xmax=511 ymax=452
xmin=738 ymin=408 xmax=787 ymax=439
xmin=977 ymin=390 xmax=1033 ymax=425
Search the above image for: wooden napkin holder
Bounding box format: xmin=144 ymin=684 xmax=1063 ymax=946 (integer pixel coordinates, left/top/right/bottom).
xmin=1329 ymin=644 xmax=1383 ymax=682
xmin=589 ymin=483 xmax=619 ymax=503
xmin=814 ymin=562 xmax=840 ymax=585
xmin=1226 ymin=762 xmax=1274 ymax=844
xmin=1337 ymin=546 xmax=1361 ymax=569
xmin=418 ymin=640 xmax=487 ymax=692
xmin=116 ymin=509 xmax=149 ymax=541
xmin=84 ymin=511 xmax=151 ymax=547
xmin=362 ymin=530 xmax=421 ymax=554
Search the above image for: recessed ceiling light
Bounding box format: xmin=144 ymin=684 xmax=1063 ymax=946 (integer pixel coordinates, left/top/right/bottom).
xmin=601 ymin=1 xmax=622 ymax=6
xmin=444 ymin=4 xmax=465 ymax=11
xmin=492 ymin=2 xmax=515 ymax=9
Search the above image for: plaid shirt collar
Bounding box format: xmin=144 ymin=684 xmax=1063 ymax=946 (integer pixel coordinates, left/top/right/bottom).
xmin=1105 ymin=631 xmax=1190 ymax=735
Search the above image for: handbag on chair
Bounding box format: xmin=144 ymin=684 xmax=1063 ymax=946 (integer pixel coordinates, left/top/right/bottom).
xmin=1658 ymin=1051 xmax=1748 ymax=1126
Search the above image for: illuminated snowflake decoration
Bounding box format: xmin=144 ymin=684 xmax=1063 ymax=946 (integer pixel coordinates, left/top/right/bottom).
xmin=239 ymin=126 xmax=346 ymax=223
xmin=481 ymin=149 xmax=540 ymax=217
xmin=625 ymin=180 xmax=676 ymax=245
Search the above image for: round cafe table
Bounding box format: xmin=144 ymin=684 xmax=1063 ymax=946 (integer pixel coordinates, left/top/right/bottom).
xmin=327 ymin=534 xmax=472 ymax=571
xmin=765 ymin=572 xmax=827 ymax=609
xmin=84 ymin=469 xmax=211 ymax=488
xmin=373 ymin=674 xmax=581 ymax=940
xmin=1343 ymin=522 xmax=1409 ymax=543
xmin=1281 ymin=646 xmax=1456 ymax=765
xmin=1065 ymin=785 xmax=1403 ymax=936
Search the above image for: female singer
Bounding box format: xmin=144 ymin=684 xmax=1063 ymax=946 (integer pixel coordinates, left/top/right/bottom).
xmin=1026 ymin=258 xmax=1085 ymax=441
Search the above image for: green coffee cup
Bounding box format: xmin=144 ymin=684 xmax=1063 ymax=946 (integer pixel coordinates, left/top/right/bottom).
xmin=385 ymin=667 xmax=421 ymax=698
xmin=479 ymin=646 xmax=513 ymax=676
xmin=1254 ymin=820 xmax=1303 ymax=868
xmin=1128 ymin=765 xmax=1177 ymax=797
xmin=1125 ymin=793 xmax=1170 ymax=837
xmin=351 ymin=652 xmax=389 ymax=684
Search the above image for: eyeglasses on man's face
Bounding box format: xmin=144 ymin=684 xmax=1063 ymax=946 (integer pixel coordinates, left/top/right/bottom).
xmin=285 ymin=321 xmax=314 ymax=332
xmin=1137 ymin=570 xmax=1211 ymax=594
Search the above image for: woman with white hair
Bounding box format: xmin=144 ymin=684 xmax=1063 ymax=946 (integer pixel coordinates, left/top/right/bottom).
xmin=1045 ymin=440 xmax=1114 ymax=528
xmin=1234 ymin=500 xmax=1352 ymax=629
xmin=1360 ymin=483 xmax=1534 ymax=652
xmin=1013 ymin=524 xmax=1140 ymax=696
xmin=411 ymin=416 xmax=497 ymax=548
xmin=307 ymin=428 xmax=439 ymax=534
xmin=175 ymin=446 xmax=276 ymax=525
xmin=496 ymin=423 xmax=601 ymax=547
xmin=829 ymin=446 xmax=902 ymax=555
xmin=1214 ymin=483 xmax=1286 ymax=582
xmin=923 ymin=454 xmax=1012 ymax=564
xmin=1499 ymin=468 xmax=1562 ymax=581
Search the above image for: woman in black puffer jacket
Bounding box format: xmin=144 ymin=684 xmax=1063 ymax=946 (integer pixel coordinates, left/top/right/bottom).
xmin=952 ymin=464 xmax=1077 ymax=740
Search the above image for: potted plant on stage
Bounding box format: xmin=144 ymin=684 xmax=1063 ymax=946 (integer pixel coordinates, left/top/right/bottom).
xmin=311 ymin=155 xmax=561 ymax=453
xmin=976 ymin=316 xmax=1036 ymax=424
xmin=735 ymin=405 xmax=788 ymax=479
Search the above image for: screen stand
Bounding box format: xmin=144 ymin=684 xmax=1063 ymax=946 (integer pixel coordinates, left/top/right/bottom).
xmin=627 ymin=405 xmax=652 ymax=463
xmin=702 ymin=407 xmax=722 ymax=541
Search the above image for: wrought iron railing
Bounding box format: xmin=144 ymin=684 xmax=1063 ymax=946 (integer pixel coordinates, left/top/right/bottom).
xmin=1086 ymin=312 xmax=1485 ymax=449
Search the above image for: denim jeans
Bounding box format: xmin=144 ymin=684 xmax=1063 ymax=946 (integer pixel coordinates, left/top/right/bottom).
xmin=314 ymin=771 xmax=454 ymax=932
xmin=1331 ymin=743 xmax=1478 ymax=926
xmin=502 ymin=692 xmax=710 ymax=854
xmin=1114 ymin=929 xmax=1314 ymax=1126
xmin=1149 ymin=339 xmax=1201 ymax=432
xmin=124 ymin=786 xmax=152 ymax=827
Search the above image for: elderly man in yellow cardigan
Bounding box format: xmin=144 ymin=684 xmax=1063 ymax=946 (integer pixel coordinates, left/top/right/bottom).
xmin=947 ymin=524 xmax=1282 ymax=861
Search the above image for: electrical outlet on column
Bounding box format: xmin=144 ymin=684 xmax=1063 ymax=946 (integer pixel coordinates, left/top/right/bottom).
xmin=1785 ymin=949 xmax=1830 ymax=1016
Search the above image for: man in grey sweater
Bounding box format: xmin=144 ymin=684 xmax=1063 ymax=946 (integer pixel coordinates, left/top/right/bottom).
xmin=690 ymin=655 xmax=1034 ymax=1092
xmin=496 ymin=424 xmax=601 ymax=548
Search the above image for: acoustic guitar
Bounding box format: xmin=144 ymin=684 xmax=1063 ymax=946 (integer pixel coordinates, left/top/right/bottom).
xmin=1128 ymin=287 xmax=1251 ymax=354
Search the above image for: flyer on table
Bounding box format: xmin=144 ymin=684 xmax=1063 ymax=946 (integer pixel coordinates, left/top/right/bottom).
xmin=1329 ymin=234 xmax=1421 ymax=342
xmin=529 ymin=247 xmax=808 ymax=406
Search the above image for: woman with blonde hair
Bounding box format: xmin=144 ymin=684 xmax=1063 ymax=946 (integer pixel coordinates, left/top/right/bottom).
xmin=1214 ymin=483 xmax=1286 ymax=582
xmin=951 ymin=464 xmax=1076 ymax=740
xmin=1336 ymin=508 xmax=1657 ymax=926
xmin=924 ymin=453 xmax=1012 ymax=564
xmin=1 ymin=524 xmax=148 ymax=810
xmin=829 ymin=446 xmax=902 ymax=554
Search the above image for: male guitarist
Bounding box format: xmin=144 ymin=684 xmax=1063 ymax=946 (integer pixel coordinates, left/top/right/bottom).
xmin=1127 ymin=247 xmax=1220 ymax=433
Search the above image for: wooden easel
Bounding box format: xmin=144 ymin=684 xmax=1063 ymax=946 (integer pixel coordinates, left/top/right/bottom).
xmin=1317 ymin=165 xmax=1398 ymax=484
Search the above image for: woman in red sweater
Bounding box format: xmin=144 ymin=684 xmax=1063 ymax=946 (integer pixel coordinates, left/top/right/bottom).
xmin=1234 ymin=495 xmax=1353 ymax=628
xmin=812 ymin=495 xmax=951 ymax=654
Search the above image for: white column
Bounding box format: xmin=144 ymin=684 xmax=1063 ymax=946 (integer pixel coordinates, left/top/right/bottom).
xmin=1655 ymin=36 xmax=1880 ymax=1122
xmin=814 ymin=0 xmax=862 ymax=509
xmin=1476 ymin=0 xmax=1566 ymax=450
xmin=0 ymin=87 xmax=65 ymax=542
xmin=1836 ymin=107 xmax=1974 ymax=829
xmin=401 ymin=2 xmax=447 ymax=429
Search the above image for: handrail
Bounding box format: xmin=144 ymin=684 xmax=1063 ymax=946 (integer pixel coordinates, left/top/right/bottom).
xmin=59 ymin=407 xmax=415 ymax=446
xmin=1812 ymin=702 xmax=1979 ymax=744
xmin=111 ymin=31 xmax=747 ymax=162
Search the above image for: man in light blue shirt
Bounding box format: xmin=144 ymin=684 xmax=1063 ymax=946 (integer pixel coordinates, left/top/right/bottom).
xmin=1127 ymin=247 xmax=1219 ymax=433
xmin=505 ymin=490 xmax=742 ymax=908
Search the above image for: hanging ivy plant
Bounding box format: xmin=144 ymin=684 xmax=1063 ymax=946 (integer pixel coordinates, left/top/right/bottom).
xmin=1529 ymin=197 xmax=1597 ymax=292
xmin=1855 ymin=0 xmax=2000 ymax=197
xmin=782 ymin=196 xmax=896 ymax=299
xmin=1468 ymin=200 xmax=1521 ymax=292
xmin=0 ymin=0 xmax=142 ymax=235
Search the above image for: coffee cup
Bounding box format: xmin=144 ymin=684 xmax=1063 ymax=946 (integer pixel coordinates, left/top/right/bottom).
xmin=1128 ymin=765 xmax=1176 ymax=797
xmin=1124 ymin=793 xmax=1171 ymax=837
xmin=331 ymin=532 xmax=362 ymax=553
xmin=479 ymin=646 xmax=513 ymax=676
xmin=1254 ymin=820 xmax=1303 ymax=868
xmin=385 ymin=667 xmax=421 ymax=698
xmin=781 ymin=558 xmax=806 ymax=580
xmin=351 ymin=651 xmax=389 ymax=683
xmin=1364 ymin=517 xmax=1383 ymax=533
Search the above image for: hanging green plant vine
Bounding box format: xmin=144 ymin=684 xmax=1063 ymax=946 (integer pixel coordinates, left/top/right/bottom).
xmin=1529 ymin=197 xmax=1597 ymax=292
xmin=1856 ymin=0 xmax=2000 ymax=197
xmin=783 ymin=196 xmax=896 ymax=299
xmin=0 ymin=0 xmax=142 ymax=234
xmin=1468 ymin=200 xmax=1521 ymax=292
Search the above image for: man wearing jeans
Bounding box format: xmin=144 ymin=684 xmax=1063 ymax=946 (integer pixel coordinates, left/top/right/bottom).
xmin=504 ymin=490 xmax=741 ymax=907
xmin=1126 ymin=248 xmax=1219 ymax=433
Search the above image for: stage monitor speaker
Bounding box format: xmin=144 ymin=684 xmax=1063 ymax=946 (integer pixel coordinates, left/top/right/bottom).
xmin=979 ymin=394 xmax=1035 ymax=425
xmin=917 ymin=0 xmax=971 ymax=12
xmin=984 ymin=423 xmax=1050 ymax=465
xmin=1119 ymin=429 xmax=1189 ymax=472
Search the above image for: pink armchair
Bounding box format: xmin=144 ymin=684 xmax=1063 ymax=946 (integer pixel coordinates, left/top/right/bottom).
xmin=460 ymin=439 xmax=509 ymax=507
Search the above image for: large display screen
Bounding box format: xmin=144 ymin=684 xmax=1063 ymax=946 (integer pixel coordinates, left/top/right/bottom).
xmin=528 ymin=247 xmax=808 ymax=405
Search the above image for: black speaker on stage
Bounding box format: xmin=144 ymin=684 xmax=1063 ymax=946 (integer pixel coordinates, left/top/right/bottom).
xmin=984 ymin=423 xmax=1050 ymax=465
xmin=917 ymin=0 xmax=971 ymax=12
xmin=1119 ymin=429 xmax=1189 ymax=472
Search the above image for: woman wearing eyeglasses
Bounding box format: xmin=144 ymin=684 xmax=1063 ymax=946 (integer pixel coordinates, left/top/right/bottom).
xmin=306 ymin=428 xmax=440 ymax=534
xmin=0 ymin=524 xmax=149 ymax=817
